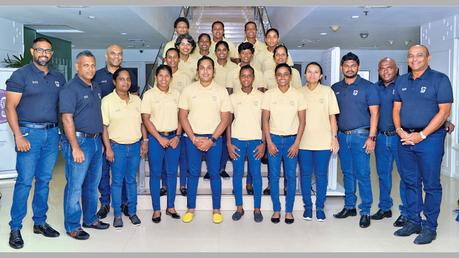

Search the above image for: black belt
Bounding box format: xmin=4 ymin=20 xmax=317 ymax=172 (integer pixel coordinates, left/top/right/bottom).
xmin=76 ymin=131 xmax=100 ymax=138
xmin=379 ymin=130 xmax=397 ymax=136
xmin=402 ymin=128 xmax=423 ymax=133
xmin=273 ymin=134 xmax=296 ymax=138
xmin=340 ymin=127 xmax=369 ymax=135
xmin=19 ymin=122 xmax=57 ymax=129
xmin=158 ymin=130 xmax=176 ymax=136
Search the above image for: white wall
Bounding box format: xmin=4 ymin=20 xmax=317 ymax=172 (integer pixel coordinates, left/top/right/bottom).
xmin=0 ymin=17 xmax=23 ymax=68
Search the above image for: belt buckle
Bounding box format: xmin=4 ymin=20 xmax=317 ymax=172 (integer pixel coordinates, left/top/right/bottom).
xmin=344 ymin=130 xmax=352 ymax=135
xmin=162 ymin=131 xmax=170 ymax=136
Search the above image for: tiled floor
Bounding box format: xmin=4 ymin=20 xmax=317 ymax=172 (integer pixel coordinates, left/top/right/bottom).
xmin=0 ymin=156 xmax=458 ymax=252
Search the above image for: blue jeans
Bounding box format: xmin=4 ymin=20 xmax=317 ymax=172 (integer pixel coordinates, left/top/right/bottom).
xmin=375 ymin=133 xmax=407 ymax=215
xmin=110 ymin=141 xmax=140 ymax=217
xmin=268 ymin=134 xmax=297 ymax=213
xmin=338 ymin=131 xmax=373 ymax=215
xmin=186 ymin=134 xmax=222 ymax=209
xmin=62 ymin=136 xmax=103 ymax=233
xmin=148 ymin=133 xmax=180 ymax=210
xmin=299 ymin=149 xmax=331 ymax=211
xmin=220 ymin=131 xmax=229 ymax=172
xmin=398 ymin=128 xmax=446 ymax=232
xmin=99 ymin=155 xmax=127 ymax=206
xmin=162 ymin=136 xmax=188 ymax=188
xmin=231 ymin=138 xmax=262 ymax=208
xmin=9 ymin=127 xmax=59 ymax=230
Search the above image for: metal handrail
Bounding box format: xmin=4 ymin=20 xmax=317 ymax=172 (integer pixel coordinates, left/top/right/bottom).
xmin=255 ymin=6 xmax=272 ymax=40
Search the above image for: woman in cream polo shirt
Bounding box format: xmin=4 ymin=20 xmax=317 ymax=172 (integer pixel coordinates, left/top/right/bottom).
xmin=263 ymin=45 xmax=302 ymax=90
xmin=262 ymin=63 xmax=306 ymax=224
xmin=141 ymin=65 xmax=182 ymax=223
xmin=299 ymin=62 xmax=340 ymax=222
xmin=178 ymin=56 xmax=232 ymax=224
xmin=101 ymin=68 xmax=147 ymax=228
xmin=175 ymin=34 xmax=198 ymax=80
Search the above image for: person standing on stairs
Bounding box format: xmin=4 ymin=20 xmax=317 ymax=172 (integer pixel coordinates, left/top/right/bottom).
xmin=162 ymin=17 xmax=190 ymax=59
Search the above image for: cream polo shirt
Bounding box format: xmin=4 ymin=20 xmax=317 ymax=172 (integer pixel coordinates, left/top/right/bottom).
xmin=226 ymin=64 xmax=266 ymax=94
xmin=264 ymin=67 xmax=302 ymax=90
xmin=258 ymin=48 xmax=294 ymax=72
xmin=153 ymin=69 xmax=193 ymax=94
xmin=230 ymin=89 xmax=264 ymax=140
xmin=101 ymin=91 xmax=142 ymax=144
xmin=214 ymin=60 xmax=238 ymax=88
xmin=178 ymin=81 xmax=232 ymax=134
xmin=178 ymin=55 xmax=198 ymax=80
xmin=141 ymin=86 xmax=180 ymax=132
xmin=261 ymin=86 xmax=307 ymax=136
xmin=299 ymin=84 xmax=340 ymax=150
xmin=210 ymin=37 xmax=239 ymax=60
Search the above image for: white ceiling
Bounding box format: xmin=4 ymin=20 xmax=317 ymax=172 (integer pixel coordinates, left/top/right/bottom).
xmin=0 ymin=6 xmax=459 ymax=50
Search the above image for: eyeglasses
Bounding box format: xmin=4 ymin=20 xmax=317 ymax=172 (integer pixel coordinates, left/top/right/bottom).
xmin=33 ymin=48 xmax=54 ymax=55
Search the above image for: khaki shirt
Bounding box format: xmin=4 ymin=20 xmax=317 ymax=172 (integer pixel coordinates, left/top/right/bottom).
xmin=230 ymin=89 xmax=264 ymax=140
xmin=211 ymin=38 xmax=239 ymax=60
xmin=178 ymin=56 xmax=198 ymax=80
xmin=226 ymin=64 xmax=266 ymax=94
xmin=153 ymin=69 xmax=193 ymax=94
xmin=264 ymin=67 xmax=302 ymax=90
xmin=214 ymin=60 xmax=238 ymax=88
xmin=141 ymin=87 xmax=180 ymax=132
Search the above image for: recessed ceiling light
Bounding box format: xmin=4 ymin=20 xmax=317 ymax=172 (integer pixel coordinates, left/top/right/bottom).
xmin=121 ymin=32 xmax=127 ymax=35
xmin=352 ymin=15 xmax=359 ymax=19
xmin=88 ymin=15 xmax=96 ymax=19
xmin=297 ymin=45 xmax=302 ymax=48
xmin=320 ymin=32 xmax=327 ymax=36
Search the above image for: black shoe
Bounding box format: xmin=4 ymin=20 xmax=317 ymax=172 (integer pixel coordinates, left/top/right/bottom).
xmin=121 ymin=203 xmax=129 ymax=217
xmin=66 ymin=229 xmax=90 ymax=240
xmin=113 ymin=217 xmax=123 ymax=228
xmin=160 ymin=187 xmax=167 ymax=196
xmin=333 ymin=208 xmax=357 ymax=219
xmin=9 ymin=230 xmax=24 ymax=249
xmin=393 ymin=215 xmax=408 ymax=227
xmin=152 ymin=213 xmax=161 ymax=223
xmin=166 ymin=210 xmax=180 ymax=219
xmin=33 ymin=223 xmax=60 ymax=237
xmin=180 ymin=187 xmax=187 ymax=196
xmin=359 ymin=215 xmax=371 ymax=228
xmin=414 ymin=228 xmax=437 ymax=245
xmin=394 ymin=221 xmax=422 ymax=237
xmin=271 ymin=213 xmax=280 ymax=224
xmin=246 ymin=185 xmax=254 ymax=195
xmin=82 ymin=221 xmax=110 ymax=230
xmin=220 ymin=170 xmax=230 ymax=179
xmin=232 ymin=210 xmax=245 ymax=221
xmin=285 ymin=216 xmax=295 ymax=224
xmin=203 ymin=172 xmax=210 ymax=180
xmin=371 ymin=209 xmax=392 ymax=220
xmin=96 ymin=204 xmax=110 ymax=219
xmin=129 ymin=214 xmax=141 ymax=225
xmin=263 ymin=187 xmax=270 ymax=195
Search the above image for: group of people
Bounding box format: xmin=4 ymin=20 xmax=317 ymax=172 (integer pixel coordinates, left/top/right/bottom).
xmin=4 ymin=16 xmax=455 ymax=250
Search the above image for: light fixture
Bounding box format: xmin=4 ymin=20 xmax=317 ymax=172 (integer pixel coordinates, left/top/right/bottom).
xmin=360 ymin=32 xmax=369 ymax=39
xmin=329 ymin=25 xmax=340 ymax=32
xmin=320 ymin=32 xmax=327 ymax=36
xmin=88 ymin=15 xmax=96 ymax=19
xmin=352 ymin=15 xmax=359 ymax=19
xmin=387 ymin=40 xmax=394 ymax=45
xmin=121 ymin=32 xmax=127 ymax=35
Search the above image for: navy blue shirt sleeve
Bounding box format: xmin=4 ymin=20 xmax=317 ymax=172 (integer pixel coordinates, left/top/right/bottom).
xmin=59 ymin=88 xmax=76 ymax=114
xmin=436 ymin=74 xmax=454 ymax=104
xmin=366 ymin=83 xmax=380 ymax=106
xmin=5 ymin=70 xmax=25 ymax=93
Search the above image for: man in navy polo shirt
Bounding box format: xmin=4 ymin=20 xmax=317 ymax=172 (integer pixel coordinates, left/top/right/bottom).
xmin=6 ymin=37 xmax=65 ymax=249
xmin=393 ymin=45 xmax=453 ymax=245
xmin=331 ymin=52 xmax=379 ymax=228
xmin=93 ymin=44 xmax=139 ymax=219
xmin=60 ymin=50 xmax=109 ymax=240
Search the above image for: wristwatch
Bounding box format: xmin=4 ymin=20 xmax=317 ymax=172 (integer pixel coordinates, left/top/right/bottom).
xmin=210 ymin=136 xmax=218 ymax=143
xmin=368 ymin=136 xmax=376 ymax=142
xmin=420 ymin=131 xmax=427 ymax=140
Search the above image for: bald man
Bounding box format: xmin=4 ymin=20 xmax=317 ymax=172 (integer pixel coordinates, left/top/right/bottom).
xmin=393 ymin=45 xmax=453 ymax=244
xmin=93 ymin=44 xmax=139 ymax=219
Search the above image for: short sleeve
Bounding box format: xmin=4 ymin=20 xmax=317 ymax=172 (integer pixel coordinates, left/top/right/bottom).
xmin=261 ymin=91 xmax=271 ymax=111
xmin=178 ymin=87 xmax=190 ymax=110
xmin=6 ymin=70 xmax=26 ymax=93
xmin=59 ymin=88 xmax=76 ymax=114
xmin=328 ymin=88 xmax=340 ymax=115
xmin=436 ymin=74 xmax=454 ymax=104
xmin=140 ymin=90 xmax=152 ymax=114
xmin=366 ymin=84 xmax=380 ymax=106
xmin=101 ymin=98 xmax=110 ymax=126
xmin=219 ymin=90 xmax=233 ymax=113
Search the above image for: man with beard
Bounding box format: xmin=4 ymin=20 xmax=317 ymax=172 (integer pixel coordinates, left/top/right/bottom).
xmin=6 ymin=37 xmax=66 ymax=249
xmin=331 ymin=52 xmax=379 ymax=228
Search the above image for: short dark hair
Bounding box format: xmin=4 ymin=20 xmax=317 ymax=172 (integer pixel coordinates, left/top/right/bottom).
xmin=197 ymin=56 xmax=215 ymax=70
xmin=175 ymin=34 xmax=196 ymax=53
xmin=174 ymin=17 xmax=189 ymax=29
xmin=238 ymin=42 xmax=255 ymax=54
xmin=239 ymin=64 xmax=255 ymax=77
xmin=32 ymin=37 xmax=53 ymax=48
xmin=265 ymin=28 xmax=279 ymax=37
xmin=215 ymin=40 xmax=229 ymax=52
xmin=305 ymin=62 xmax=324 ymax=84
xmin=341 ymin=52 xmax=360 ymax=65
xmin=75 ymin=50 xmax=95 ymax=63
xmin=198 ymin=33 xmax=211 ymax=42
xmin=275 ymin=63 xmax=292 ymax=75
xmin=113 ymin=67 xmax=131 ymax=81
xmin=244 ymin=21 xmax=257 ymax=31
xmin=156 ymin=64 xmax=173 ymax=77
xmin=273 ymin=45 xmax=288 ymax=57
xmin=165 ymin=47 xmax=180 ymax=58
xmin=212 ymin=21 xmax=224 ymax=30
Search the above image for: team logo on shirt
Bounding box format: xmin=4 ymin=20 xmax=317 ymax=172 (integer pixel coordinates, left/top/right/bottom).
xmin=32 ymin=80 xmax=39 ymax=84
xmin=401 ymin=88 xmax=407 ymax=91
xmin=353 ymin=90 xmax=359 ymax=96
xmin=289 ymin=100 xmax=295 ymax=106
xmin=55 ymin=81 xmax=60 ymax=87
xmin=420 ymin=86 xmax=427 ymax=93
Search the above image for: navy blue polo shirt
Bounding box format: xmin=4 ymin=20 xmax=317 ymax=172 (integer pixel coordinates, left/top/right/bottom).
xmin=394 ymin=66 xmax=453 ymax=129
xmin=331 ymin=75 xmax=380 ymax=131
xmin=377 ymin=80 xmax=396 ymax=131
xmin=93 ymin=66 xmax=139 ymax=98
xmin=59 ymin=75 xmax=103 ymax=134
xmin=6 ymin=63 xmax=66 ymax=123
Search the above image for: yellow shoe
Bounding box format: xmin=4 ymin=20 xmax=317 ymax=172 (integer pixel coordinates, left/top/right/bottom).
xmin=182 ymin=212 xmax=194 ymax=223
xmin=212 ymin=213 xmax=223 ymax=224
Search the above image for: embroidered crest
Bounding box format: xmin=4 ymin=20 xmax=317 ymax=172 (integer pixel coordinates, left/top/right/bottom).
xmin=55 ymin=81 xmax=60 ymax=87
xmin=420 ymin=86 xmax=427 ymax=93
xmin=353 ymin=90 xmax=359 ymax=96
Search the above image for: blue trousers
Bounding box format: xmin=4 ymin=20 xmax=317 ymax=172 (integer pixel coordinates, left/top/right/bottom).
xmin=62 ymin=136 xmax=102 ymax=233
xmin=299 ymin=149 xmax=331 ymax=211
xmin=268 ymin=134 xmax=297 ymax=213
xmin=161 ymin=136 xmax=188 ymax=188
xmin=148 ymin=133 xmax=180 ymax=210
xmin=98 ymin=153 xmax=127 ymax=206
xmin=186 ymin=135 xmax=222 ymax=209
xmin=231 ymin=138 xmax=262 ymax=208
xmin=220 ymin=131 xmax=229 ymax=172
xmin=110 ymin=141 xmax=140 ymax=217
xmin=375 ymin=133 xmax=407 ymax=215
xmin=338 ymin=131 xmax=373 ymax=215
xmin=397 ymin=128 xmax=446 ymax=232
xmin=9 ymin=126 xmax=59 ymax=230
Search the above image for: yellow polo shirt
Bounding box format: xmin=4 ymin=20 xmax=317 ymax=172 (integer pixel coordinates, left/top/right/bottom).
xmin=259 ymin=49 xmax=294 ymax=72
xmin=214 ymin=60 xmax=238 ymax=88
xmin=162 ymin=40 xmax=176 ymax=58
xmin=178 ymin=56 xmax=198 ymax=80
xmin=264 ymin=67 xmax=302 ymax=90
xmin=190 ymin=51 xmax=216 ymax=63
xmin=299 ymin=84 xmax=340 ymax=150
xmin=261 ymin=86 xmax=307 ymax=136
xmin=101 ymin=91 xmax=142 ymax=144
xmin=178 ymin=81 xmax=232 ymax=134
xmin=230 ymin=89 xmax=264 ymax=140
xmin=210 ymin=38 xmax=239 ymax=60
xmin=226 ymin=64 xmax=266 ymax=93
xmin=141 ymin=87 xmax=180 ymax=132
